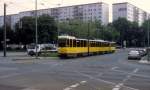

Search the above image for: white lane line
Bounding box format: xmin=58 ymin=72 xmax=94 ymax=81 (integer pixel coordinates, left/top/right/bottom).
xmin=123 ymin=85 xmax=139 ymax=90
xmin=77 ymin=71 xmax=116 ymax=85
xmin=112 ymin=68 xmax=150 ymax=79
xmin=112 ymin=83 xmax=124 ymax=90
xmin=97 ymin=66 xmax=119 ymax=76
xmin=64 ymin=87 xmax=71 ymax=90
xmin=112 ymin=68 xmax=139 ymax=90
xmin=80 ymin=81 xmax=87 ymax=84
xmin=63 ymin=81 xmax=87 ymax=90
xmin=133 ymin=68 xmax=138 ymax=73
xmin=111 ymin=67 xmax=118 ymax=70
xmin=70 ymin=83 xmax=80 ymax=88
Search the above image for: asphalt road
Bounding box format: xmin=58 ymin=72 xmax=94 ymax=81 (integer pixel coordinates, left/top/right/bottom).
xmin=0 ymin=49 xmax=150 ymax=90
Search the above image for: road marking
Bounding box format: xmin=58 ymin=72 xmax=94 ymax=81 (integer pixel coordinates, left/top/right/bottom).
xmin=63 ymin=81 xmax=87 ymax=90
xmin=112 ymin=68 xmax=139 ymax=90
xmin=112 ymin=83 xmax=124 ymax=90
xmin=80 ymin=81 xmax=87 ymax=84
xmin=70 ymin=83 xmax=80 ymax=88
xmin=112 ymin=68 xmax=150 ymax=79
xmin=111 ymin=67 xmax=118 ymax=70
xmin=77 ymin=71 xmax=116 ymax=85
xmin=133 ymin=68 xmax=138 ymax=73
xmin=97 ymin=66 xmax=119 ymax=77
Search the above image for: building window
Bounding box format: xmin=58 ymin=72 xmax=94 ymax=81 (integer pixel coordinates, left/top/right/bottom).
xmin=119 ymin=8 xmax=127 ymax=11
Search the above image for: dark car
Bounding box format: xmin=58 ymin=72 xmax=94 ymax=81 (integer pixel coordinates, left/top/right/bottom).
xmin=137 ymin=49 xmax=146 ymax=56
xmin=128 ymin=50 xmax=141 ymax=60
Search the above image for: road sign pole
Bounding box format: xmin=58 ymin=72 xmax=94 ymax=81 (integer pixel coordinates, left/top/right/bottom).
xmin=147 ymin=18 xmax=150 ymax=61
xmin=3 ymin=3 xmax=7 ymax=57
xmin=35 ymin=0 xmax=38 ymax=59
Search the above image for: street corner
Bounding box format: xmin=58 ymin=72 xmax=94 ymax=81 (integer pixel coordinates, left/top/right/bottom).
xmin=139 ymin=60 xmax=150 ymax=64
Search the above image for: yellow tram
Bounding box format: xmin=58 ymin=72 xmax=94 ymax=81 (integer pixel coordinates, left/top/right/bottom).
xmin=58 ymin=35 xmax=116 ymax=58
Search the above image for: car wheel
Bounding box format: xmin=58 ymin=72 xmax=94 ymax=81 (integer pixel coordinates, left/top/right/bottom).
xmin=28 ymin=51 xmax=35 ymax=56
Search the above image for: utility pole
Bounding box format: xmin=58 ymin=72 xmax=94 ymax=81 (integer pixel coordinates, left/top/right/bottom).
xmin=87 ymin=22 xmax=90 ymax=56
xmin=147 ymin=18 xmax=150 ymax=61
xmin=35 ymin=0 xmax=38 ymax=59
xmin=3 ymin=3 xmax=7 ymax=57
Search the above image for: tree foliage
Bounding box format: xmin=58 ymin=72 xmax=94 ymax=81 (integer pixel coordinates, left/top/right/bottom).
xmin=15 ymin=14 xmax=57 ymax=45
xmin=0 ymin=26 xmax=15 ymax=50
xmin=58 ymin=19 xmax=119 ymax=41
xmin=1 ymin=16 xmax=149 ymax=48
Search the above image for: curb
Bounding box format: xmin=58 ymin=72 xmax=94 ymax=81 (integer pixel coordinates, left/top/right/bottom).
xmin=139 ymin=60 xmax=150 ymax=64
xmin=12 ymin=57 xmax=58 ymax=61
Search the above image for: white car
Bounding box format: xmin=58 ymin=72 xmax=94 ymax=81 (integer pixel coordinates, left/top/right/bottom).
xmin=27 ymin=44 xmax=57 ymax=56
xmin=128 ymin=50 xmax=141 ymax=60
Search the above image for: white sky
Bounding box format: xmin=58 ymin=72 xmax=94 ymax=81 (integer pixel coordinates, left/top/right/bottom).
xmin=0 ymin=0 xmax=150 ymax=21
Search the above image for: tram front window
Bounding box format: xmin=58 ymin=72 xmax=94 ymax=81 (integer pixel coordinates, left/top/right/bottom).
xmin=58 ymin=39 xmax=66 ymax=47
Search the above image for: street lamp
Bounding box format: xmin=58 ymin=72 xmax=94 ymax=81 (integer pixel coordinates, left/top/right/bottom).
xmin=3 ymin=2 xmax=13 ymax=57
xmin=3 ymin=3 xmax=6 ymax=57
xmin=147 ymin=16 xmax=150 ymax=61
xmin=35 ymin=0 xmax=38 ymax=59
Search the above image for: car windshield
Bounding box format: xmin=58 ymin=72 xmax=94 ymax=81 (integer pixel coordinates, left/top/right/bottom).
xmin=129 ymin=51 xmax=139 ymax=54
xmin=27 ymin=45 xmax=38 ymax=49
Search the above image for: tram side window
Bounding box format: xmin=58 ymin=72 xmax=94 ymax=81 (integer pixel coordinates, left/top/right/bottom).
xmin=107 ymin=43 xmax=109 ymax=47
xmin=58 ymin=39 xmax=66 ymax=47
xmin=99 ymin=42 xmax=101 ymax=47
xmin=93 ymin=42 xmax=95 ymax=47
xmin=70 ymin=39 xmax=73 ymax=47
xmin=101 ymin=42 xmax=105 ymax=47
xmin=73 ymin=40 xmax=76 ymax=47
xmin=66 ymin=39 xmax=70 ymax=47
xmin=84 ymin=41 xmax=87 ymax=47
xmin=81 ymin=40 xmax=85 ymax=47
xmin=77 ymin=40 xmax=80 ymax=47
xmin=90 ymin=42 xmax=93 ymax=47
xmin=96 ymin=42 xmax=98 ymax=47
xmin=80 ymin=40 xmax=83 ymax=47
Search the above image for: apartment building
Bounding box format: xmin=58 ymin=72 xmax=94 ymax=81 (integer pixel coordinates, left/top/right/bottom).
xmin=113 ymin=2 xmax=150 ymax=25
xmin=0 ymin=15 xmax=11 ymax=28
xmin=0 ymin=2 xmax=109 ymax=30
xmin=55 ymin=2 xmax=109 ymax=24
xmin=0 ymin=16 xmax=3 ymax=27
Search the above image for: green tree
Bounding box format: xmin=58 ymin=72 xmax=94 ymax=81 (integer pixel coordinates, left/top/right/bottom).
xmin=38 ymin=14 xmax=57 ymax=43
xmin=15 ymin=14 xmax=57 ymax=45
xmin=0 ymin=26 xmax=15 ymax=50
xmin=15 ymin=16 xmax=35 ymax=45
xmin=112 ymin=18 xmax=131 ymax=46
xmin=141 ymin=19 xmax=150 ymax=47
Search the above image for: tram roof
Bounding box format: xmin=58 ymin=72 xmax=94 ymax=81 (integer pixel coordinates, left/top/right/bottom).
xmin=76 ymin=39 xmax=88 ymax=41
xmin=58 ymin=35 xmax=76 ymax=39
xmin=90 ymin=39 xmax=108 ymax=42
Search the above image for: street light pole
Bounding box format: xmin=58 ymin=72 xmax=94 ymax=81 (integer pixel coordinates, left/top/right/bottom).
xmin=35 ymin=0 xmax=38 ymax=59
xmin=3 ymin=3 xmax=7 ymax=57
xmin=87 ymin=22 xmax=90 ymax=56
xmin=147 ymin=17 xmax=150 ymax=61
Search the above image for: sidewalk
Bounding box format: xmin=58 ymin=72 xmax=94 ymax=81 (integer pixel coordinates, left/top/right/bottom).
xmin=139 ymin=56 xmax=150 ymax=64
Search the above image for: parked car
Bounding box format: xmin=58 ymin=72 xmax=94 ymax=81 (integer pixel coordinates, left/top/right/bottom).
xmin=137 ymin=49 xmax=146 ymax=56
xmin=128 ymin=50 xmax=141 ymax=60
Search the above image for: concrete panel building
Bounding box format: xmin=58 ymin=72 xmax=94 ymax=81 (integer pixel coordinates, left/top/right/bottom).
xmin=0 ymin=15 xmax=11 ymax=28
xmin=0 ymin=16 xmax=3 ymax=27
xmin=0 ymin=2 xmax=109 ymax=30
xmin=113 ymin=2 xmax=150 ymax=25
